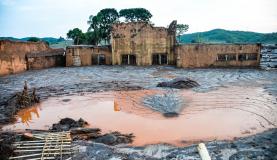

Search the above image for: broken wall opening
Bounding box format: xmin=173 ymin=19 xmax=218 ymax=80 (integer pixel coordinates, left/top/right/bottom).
xmin=152 ymin=54 xmax=168 ymax=65
xmin=92 ymin=54 xmax=106 ymax=65
xmin=121 ymin=54 xmax=136 ymax=65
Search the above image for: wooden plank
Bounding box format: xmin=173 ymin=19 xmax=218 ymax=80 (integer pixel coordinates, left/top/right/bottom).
xmin=27 ymin=157 xmax=55 ymax=160
xmin=9 ymin=152 xmax=72 ymax=159
xmin=13 ymin=139 xmax=71 ymax=144
xmin=9 ymin=153 xmax=41 ymax=159
xmin=15 ymin=145 xmax=72 ymax=149
xmin=13 ymin=141 xmax=71 ymax=146
xmin=15 ymin=148 xmax=72 ymax=152
xmin=197 ymin=143 xmax=211 ymax=160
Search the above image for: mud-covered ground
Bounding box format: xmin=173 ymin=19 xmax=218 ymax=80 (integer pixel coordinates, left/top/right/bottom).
xmin=0 ymin=66 xmax=277 ymax=159
xmin=74 ymin=128 xmax=277 ymax=160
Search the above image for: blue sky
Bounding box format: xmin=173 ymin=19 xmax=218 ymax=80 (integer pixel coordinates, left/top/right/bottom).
xmin=0 ymin=0 xmax=277 ymax=38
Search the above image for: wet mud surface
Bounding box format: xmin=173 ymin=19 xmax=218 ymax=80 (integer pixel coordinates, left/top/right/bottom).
xmin=74 ymin=128 xmax=277 ymax=160
xmin=0 ymin=66 xmax=277 ymax=159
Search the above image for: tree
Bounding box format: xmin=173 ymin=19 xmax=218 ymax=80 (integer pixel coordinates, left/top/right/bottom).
xmin=67 ymin=28 xmax=85 ymax=45
xmin=87 ymin=8 xmax=119 ymax=44
xmin=85 ymin=31 xmax=100 ymax=45
xmin=27 ymin=37 xmax=40 ymax=42
xmin=119 ymin=8 xmax=152 ymax=23
xmin=176 ymin=24 xmax=189 ymax=43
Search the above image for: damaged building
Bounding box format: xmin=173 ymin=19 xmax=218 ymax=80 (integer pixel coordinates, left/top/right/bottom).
xmin=66 ymin=20 xmax=261 ymax=68
xmin=0 ymin=40 xmax=65 ymax=76
xmin=0 ymin=21 xmax=262 ymax=76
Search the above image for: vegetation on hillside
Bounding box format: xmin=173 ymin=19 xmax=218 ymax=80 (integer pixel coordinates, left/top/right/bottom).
xmin=176 ymin=24 xmax=189 ymax=43
xmin=27 ymin=37 xmax=40 ymax=42
xmin=180 ymin=29 xmax=277 ymax=44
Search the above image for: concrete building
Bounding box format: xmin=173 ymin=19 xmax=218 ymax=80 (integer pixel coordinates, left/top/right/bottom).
xmin=66 ymin=21 xmax=261 ymax=68
xmin=66 ymin=45 xmax=112 ymax=66
xmin=111 ymin=21 xmax=177 ymax=65
xmin=176 ymin=44 xmax=261 ymax=68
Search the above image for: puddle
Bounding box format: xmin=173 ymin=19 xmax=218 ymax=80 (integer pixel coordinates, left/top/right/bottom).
xmin=3 ymin=87 xmax=277 ymax=146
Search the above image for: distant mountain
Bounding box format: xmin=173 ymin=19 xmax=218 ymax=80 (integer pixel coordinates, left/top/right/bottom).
xmin=0 ymin=37 xmax=72 ymax=49
xmin=0 ymin=37 xmax=65 ymax=44
xmin=180 ymin=29 xmax=277 ymax=44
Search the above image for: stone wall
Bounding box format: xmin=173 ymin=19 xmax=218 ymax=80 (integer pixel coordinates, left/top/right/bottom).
xmin=176 ymin=44 xmax=261 ymax=68
xmin=26 ymin=48 xmax=65 ymax=70
xmin=111 ymin=21 xmax=176 ymax=65
xmin=66 ymin=45 xmax=112 ymax=66
xmin=0 ymin=40 xmax=50 ymax=76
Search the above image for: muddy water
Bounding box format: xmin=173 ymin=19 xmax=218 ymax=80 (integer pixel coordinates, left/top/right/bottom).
xmin=3 ymin=86 xmax=277 ymax=146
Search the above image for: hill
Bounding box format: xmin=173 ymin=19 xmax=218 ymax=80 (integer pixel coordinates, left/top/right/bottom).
xmin=0 ymin=37 xmax=72 ymax=48
xmin=180 ymin=29 xmax=277 ymax=44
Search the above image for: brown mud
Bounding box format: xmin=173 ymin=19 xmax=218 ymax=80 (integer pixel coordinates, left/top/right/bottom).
xmin=0 ymin=66 xmax=277 ymax=159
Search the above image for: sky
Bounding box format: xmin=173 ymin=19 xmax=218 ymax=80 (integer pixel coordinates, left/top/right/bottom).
xmin=0 ymin=0 xmax=277 ymax=38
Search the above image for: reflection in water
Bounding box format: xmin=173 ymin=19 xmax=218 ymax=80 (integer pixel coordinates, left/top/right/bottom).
xmin=17 ymin=105 xmax=41 ymax=126
xmin=3 ymin=87 xmax=277 ymax=146
xmin=114 ymin=100 xmax=120 ymax=112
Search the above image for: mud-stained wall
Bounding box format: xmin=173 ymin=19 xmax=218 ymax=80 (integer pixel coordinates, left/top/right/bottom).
xmin=26 ymin=49 xmax=65 ymax=70
xmin=111 ymin=21 xmax=176 ymax=65
xmin=0 ymin=40 xmax=50 ymax=76
xmin=66 ymin=45 xmax=112 ymax=66
xmin=176 ymin=44 xmax=261 ymax=68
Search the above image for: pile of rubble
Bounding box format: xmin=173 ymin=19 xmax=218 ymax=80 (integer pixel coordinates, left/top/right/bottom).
xmin=260 ymin=45 xmax=277 ymax=69
xmin=16 ymin=81 xmax=40 ymax=108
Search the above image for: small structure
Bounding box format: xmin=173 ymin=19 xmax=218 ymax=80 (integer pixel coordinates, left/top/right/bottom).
xmin=176 ymin=44 xmax=261 ymax=68
xmin=0 ymin=40 xmax=65 ymax=76
xmin=0 ymin=40 xmax=49 ymax=76
xmin=26 ymin=48 xmax=65 ymax=70
xmin=66 ymin=45 xmax=112 ymax=66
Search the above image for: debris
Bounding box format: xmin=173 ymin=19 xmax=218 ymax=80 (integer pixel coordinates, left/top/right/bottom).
xmin=70 ymin=128 xmax=101 ymax=140
xmin=197 ymin=143 xmax=211 ymax=160
xmin=16 ymin=81 xmax=40 ymax=108
xmin=10 ymin=131 xmax=73 ymax=160
xmin=51 ymin=118 xmax=88 ymax=131
xmin=94 ymin=132 xmax=134 ymax=145
xmin=157 ymin=77 xmax=199 ymax=89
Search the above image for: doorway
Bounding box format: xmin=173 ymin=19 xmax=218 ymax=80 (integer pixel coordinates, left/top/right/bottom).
xmin=92 ymin=54 xmax=106 ymax=65
xmin=152 ymin=54 xmax=168 ymax=65
xmin=121 ymin=54 xmax=136 ymax=65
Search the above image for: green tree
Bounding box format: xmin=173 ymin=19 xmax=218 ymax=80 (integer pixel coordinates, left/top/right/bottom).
xmin=27 ymin=37 xmax=40 ymax=42
xmin=119 ymin=8 xmax=152 ymax=22
xmin=176 ymin=24 xmax=189 ymax=43
xmin=85 ymin=31 xmax=101 ymax=45
xmin=87 ymin=8 xmax=119 ymax=44
xmin=67 ymin=28 xmax=85 ymax=45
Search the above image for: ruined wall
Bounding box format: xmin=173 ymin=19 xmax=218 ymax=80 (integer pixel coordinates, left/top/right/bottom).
xmin=66 ymin=45 xmax=112 ymax=66
xmin=176 ymin=44 xmax=261 ymax=68
xmin=26 ymin=49 xmax=65 ymax=70
xmin=111 ymin=21 xmax=176 ymax=65
xmin=0 ymin=40 xmax=50 ymax=76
